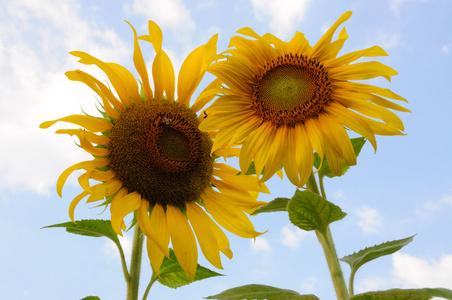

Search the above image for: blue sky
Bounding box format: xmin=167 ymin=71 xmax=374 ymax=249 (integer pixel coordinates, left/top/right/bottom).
xmin=1 ymin=0 xmax=451 ymax=299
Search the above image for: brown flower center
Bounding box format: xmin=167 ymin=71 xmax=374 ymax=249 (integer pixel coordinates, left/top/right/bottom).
xmin=107 ymin=100 xmax=214 ymax=207
xmin=252 ymin=54 xmax=333 ymax=126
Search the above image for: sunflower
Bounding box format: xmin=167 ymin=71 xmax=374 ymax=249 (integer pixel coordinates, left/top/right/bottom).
xmin=199 ymin=11 xmax=409 ymax=187
xmin=40 ymin=21 xmax=268 ymax=280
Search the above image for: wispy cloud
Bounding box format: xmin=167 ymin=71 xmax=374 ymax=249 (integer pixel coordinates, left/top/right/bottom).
xmin=356 ymin=206 xmax=382 ymax=234
xmin=251 ymin=237 xmax=272 ymax=252
xmin=280 ymin=225 xmax=309 ymax=248
xmin=415 ymin=191 xmax=452 ymax=218
xmin=129 ymin=0 xmax=195 ymax=31
xmin=441 ymin=45 xmax=450 ymax=54
xmin=355 ymin=276 xmax=388 ymax=294
xmin=301 ymin=276 xmax=318 ymax=292
xmin=0 ymin=0 xmax=129 ymax=194
xmin=250 ymin=0 xmax=311 ymax=38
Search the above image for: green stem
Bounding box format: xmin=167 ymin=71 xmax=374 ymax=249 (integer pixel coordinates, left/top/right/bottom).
xmin=142 ymin=272 xmax=158 ymax=300
xmin=127 ymin=225 xmax=144 ymax=300
xmin=118 ymin=241 xmax=131 ymax=282
xmin=306 ymin=172 xmax=320 ymax=195
xmin=349 ymin=269 xmax=356 ymax=297
xmin=315 ymin=227 xmax=349 ymax=300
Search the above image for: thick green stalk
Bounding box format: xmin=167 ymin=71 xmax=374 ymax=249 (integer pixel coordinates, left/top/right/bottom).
xmin=306 ymin=172 xmax=320 ymax=195
xmin=127 ymin=225 xmax=144 ymax=300
xmin=306 ymin=172 xmax=349 ymax=299
xmin=315 ymin=227 xmax=349 ymax=300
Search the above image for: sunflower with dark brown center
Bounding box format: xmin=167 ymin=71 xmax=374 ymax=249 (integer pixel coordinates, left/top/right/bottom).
xmin=40 ymin=21 xmax=268 ymax=280
xmin=200 ymin=11 xmax=410 ymax=187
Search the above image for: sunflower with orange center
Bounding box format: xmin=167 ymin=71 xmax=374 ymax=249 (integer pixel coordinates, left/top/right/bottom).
xmin=200 ymin=11 xmax=410 ymax=187
xmin=40 ymin=21 xmax=268 ymax=280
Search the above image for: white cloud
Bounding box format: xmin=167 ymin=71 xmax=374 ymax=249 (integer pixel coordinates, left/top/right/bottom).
xmin=280 ymin=225 xmax=308 ymax=248
xmin=130 ymin=0 xmax=195 ymax=31
xmin=372 ymin=32 xmax=401 ymax=50
xmin=251 ymin=237 xmax=272 ymax=252
xmin=250 ymin=0 xmax=312 ymax=38
xmin=441 ymin=193 xmax=452 ymax=204
xmin=301 ymin=276 xmax=318 ymax=292
xmin=389 ymin=0 xmax=429 ymax=14
xmin=356 ymin=206 xmax=382 ymax=234
xmin=331 ymin=189 xmax=347 ymax=201
xmin=415 ymin=191 xmax=452 ymax=218
xmin=392 ymin=252 xmax=452 ymax=289
xmin=0 ymin=0 xmax=129 ymax=194
xmin=441 ymin=45 xmax=450 ymax=54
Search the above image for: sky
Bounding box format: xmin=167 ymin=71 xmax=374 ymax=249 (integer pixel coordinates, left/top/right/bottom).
xmin=1 ymin=0 xmax=451 ymax=299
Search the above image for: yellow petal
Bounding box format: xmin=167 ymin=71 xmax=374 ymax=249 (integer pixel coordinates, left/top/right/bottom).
xmin=137 ymin=199 xmax=153 ymax=238
xmin=327 ymin=45 xmax=388 ymax=68
xmin=110 ymin=191 xmax=141 ymax=236
xmin=326 ymin=101 xmax=377 ymax=151
xmin=337 ymin=81 xmax=407 ymax=102
xmin=152 ymin=50 xmax=175 ymax=102
xmin=334 ymin=90 xmax=405 ymax=130
xmin=56 ymin=159 xmax=109 ymax=197
xmin=186 ymin=202 xmax=224 ymax=269
xmin=68 ymin=191 xmax=89 ymax=222
xmin=239 ymin=122 xmax=271 ymax=173
xmin=89 ymin=169 xmax=115 ymax=182
xmin=292 ymin=124 xmax=314 ymax=187
xmin=323 ymin=138 xmax=345 ymax=176
xmin=304 ymin=118 xmax=325 ymax=168
xmin=289 ymin=31 xmax=312 ymax=54
xmin=166 ymin=205 xmax=197 ymax=280
xmin=253 ymin=125 xmax=277 ymax=177
xmin=177 ymin=34 xmax=219 ymax=106
xmin=65 ymin=70 xmax=121 ymax=119
xmin=308 ymin=11 xmax=352 ymax=59
xmin=126 ymin=21 xmax=153 ymax=101
xmin=203 ymin=188 xmax=262 ymax=239
xmin=318 ymin=114 xmax=356 ymax=167
xmin=260 ymin=126 xmax=287 ymax=182
xmin=323 ymin=27 xmax=348 ymax=60
xmin=55 ymin=129 xmax=110 ymax=145
xmin=138 ymin=20 xmax=163 ymax=53
xmin=70 ymin=51 xmax=141 ymax=107
xmin=329 ymin=61 xmax=398 ymax=82
xmin=40 ymin=115 xmax=112 ymax=132
xmin=149 ymin=203 xmax=170 ymax=257
xmin=146 ymin=236 xmax=165 ymax=276
xmin=191 ymin=78 xmax=222 ymax=113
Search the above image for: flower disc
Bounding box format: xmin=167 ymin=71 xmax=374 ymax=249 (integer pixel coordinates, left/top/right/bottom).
xmin=108 ymin=100 xmax=214 ymax=207
xmin=253 ymin=54 xmax=332 ymax=127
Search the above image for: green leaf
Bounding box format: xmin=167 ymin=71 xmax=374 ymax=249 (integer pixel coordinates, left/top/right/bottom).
xmin=237 ymin=161 xmax=258 ymax=175
xmin=341 ymin=236 xmax=415 ymax=273
xmin=314 ymin=137 xmax=366 ymax=178
xmin=251 ymin=197 xmax=290 ymax=215
xmin=157 ymin=249 xmax=222 ymax=289
xmin=351 ymin=288 xmax=452 ymax=299
xmin=205 ymin=284 xmax=319 ymax=300
xmin=341 ymin=236 xmax=415 ymax=295
xmin=287 ymin=190 xmax=346 ymax=233
xmin=80 ymin=297 xmax=101 ymax=300
xmin=43 ymin=219 xmax=120 ymax=244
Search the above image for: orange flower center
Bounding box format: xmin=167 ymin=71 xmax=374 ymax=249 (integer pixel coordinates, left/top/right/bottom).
xmin=252 ymin=54 xmax=333 ymax=126
xmin=107 ymin=100 xmax=214 ymax=207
